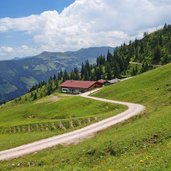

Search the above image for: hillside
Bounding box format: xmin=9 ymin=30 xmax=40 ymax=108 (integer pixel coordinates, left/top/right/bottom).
xmin=76 ymin=24 xmax=171 ymax=81
xmin=0 ymin=93 xmax=125 ymax=151
xmin=10 ymin=25 xmax=171 ymax=112
xmin=49 ymin=24 xmax=171 ymax=84
xmin=0 ymin=63 xmax=170 ymax=170
xmin=0 ymin=46 xmax=114 ymax=103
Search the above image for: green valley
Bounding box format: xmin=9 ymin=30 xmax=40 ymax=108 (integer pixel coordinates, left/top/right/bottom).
xmin=0 ymin=47 xmax=114 ymax=103
xmin=0 ymin=61 xmax=171 ymax=170
xmin=1 ymin=1 xmax=171 ymax=171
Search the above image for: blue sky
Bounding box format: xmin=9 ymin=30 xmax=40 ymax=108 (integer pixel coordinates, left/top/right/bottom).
xmin=0 ymin=0 xmax=171 ymax=60
xmin=0 ymin=0 xmax=75 ymax=18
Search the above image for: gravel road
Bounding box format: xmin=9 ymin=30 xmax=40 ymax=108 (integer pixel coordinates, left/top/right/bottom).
xmin=0 ymin=88 xmax=145 ymax=161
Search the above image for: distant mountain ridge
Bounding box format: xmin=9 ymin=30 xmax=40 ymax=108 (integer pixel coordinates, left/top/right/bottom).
xmin=0 ymin=47 xmax=114 ymax=103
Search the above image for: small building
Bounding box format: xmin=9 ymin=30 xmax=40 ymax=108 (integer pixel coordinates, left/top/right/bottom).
xmin=60 ymin=80 xmax=97 ymax=94
xmin=96 ymin=79 xmax=110 ymax=86
xmin=108 ymin=78 xmax=120 ymax=84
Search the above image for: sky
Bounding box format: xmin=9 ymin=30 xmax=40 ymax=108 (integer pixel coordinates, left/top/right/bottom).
xmin=0 ymin=0 xmax=75 ymax=18
xmin=0 ymin=0 xmax=171 ymax=60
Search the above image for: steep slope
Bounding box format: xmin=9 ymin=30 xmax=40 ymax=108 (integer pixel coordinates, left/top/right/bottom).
xmin=127 ymin=24 xmax=171 ymax=65
xmin=89 ymin=24 xmax=171 ymax=79
xmin=0 ymin=63 xmax=170 ymax=170
xmin=0 ymin=47 xmax=114 ymax=103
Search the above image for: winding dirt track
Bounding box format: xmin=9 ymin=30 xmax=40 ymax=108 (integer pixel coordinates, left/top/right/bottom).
xmin=0 ymin=89 xmax=145 ymax=161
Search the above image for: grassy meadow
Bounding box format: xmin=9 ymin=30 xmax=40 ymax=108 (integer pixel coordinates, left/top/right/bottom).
xmin=0 ymin=63 xmax=171 ymax=170
xmin=0 ymin=94 xmax=125 ymax=151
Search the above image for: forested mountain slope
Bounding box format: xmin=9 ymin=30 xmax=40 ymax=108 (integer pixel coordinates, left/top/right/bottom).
xmin=0 ymin=47 xmax=114 ymax=103
xmin=16 ymin=24 xmax=171 ymax=104
xmin=58 ymin=24 xmax=171 ymax=81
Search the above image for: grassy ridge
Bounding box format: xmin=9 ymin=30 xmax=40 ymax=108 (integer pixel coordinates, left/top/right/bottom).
xmin=0 ymin=95 xmax=125 ymax=151
xmin=0 ymin=63 xmax=171 ymax=170
xmin=96 ymin=62 xmax=171 ymax=111
xmin=0 ymin=96 xmax=123 ymax=126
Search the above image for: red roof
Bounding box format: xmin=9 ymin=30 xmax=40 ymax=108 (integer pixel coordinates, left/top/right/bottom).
xmin=97 ymin=79 xmax=107 ymax=84
xmin=60 ymin=80 xmax=96 ymax=89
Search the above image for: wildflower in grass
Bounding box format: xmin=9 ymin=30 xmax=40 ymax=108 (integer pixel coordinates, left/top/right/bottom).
xmin=140 ymin=160 xmax=144 ymax=163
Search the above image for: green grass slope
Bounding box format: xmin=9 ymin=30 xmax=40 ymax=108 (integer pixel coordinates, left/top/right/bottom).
xmin=96 ymin=62 xmax=171 ymax=111
xmin=0 ymin=63 xmax=171 ymax=171
xmin=0 ymin=94 xmax=125 ymax=151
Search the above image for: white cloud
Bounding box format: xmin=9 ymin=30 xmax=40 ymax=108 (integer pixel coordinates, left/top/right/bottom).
xmin=0 ymin=45 xmax=40 ymax=60
xmin=0 ymin=0 xmax=171 ymax=59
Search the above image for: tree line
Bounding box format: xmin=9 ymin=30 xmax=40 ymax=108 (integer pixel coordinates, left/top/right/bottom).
xmin=15 ymin=24 xmax=171 ymax=103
